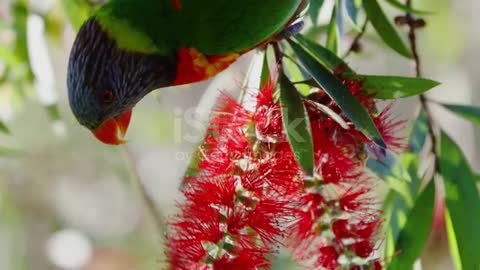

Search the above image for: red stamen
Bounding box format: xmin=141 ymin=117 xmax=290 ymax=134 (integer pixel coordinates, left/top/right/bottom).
xmin=173 ymin=0 xmax=182 ymax=11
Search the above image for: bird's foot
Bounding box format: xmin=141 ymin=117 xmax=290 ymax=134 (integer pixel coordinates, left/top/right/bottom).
xmin=271 ymin=21 xmax=305 ymax=42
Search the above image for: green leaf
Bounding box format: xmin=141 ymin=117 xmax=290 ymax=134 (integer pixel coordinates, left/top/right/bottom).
xmin=345 ymin=0 xmax=359 ymax=24
xmin=445 ymin=209 xmax=462 ymax=270
xmin=440 ymin=132 xmax=480 ymax=270
xmin=442 ymin=104 xmax=480 ymax=127
xmin=279 ymin=74 xmax=315 ymax=175
xmin=382 ymin=154 xmax=425 ymax=260
xmin=285 ymin=57 xmax=310 ymax=96
xmin=376 ymin=87 xmax=431 ymax=267
xmin=289 ymin=40 xmax=385 ymax=148
xmin=384 ymin=190 xmax=409 ymax=258
xmin=367 ymin=151 xmax=410 ymax=184
xmin=326 ymin=6 xmax=338 ymax=53
xmin=182 ymin=144 xmax=202 ymax=180
xmin=363 ymin=0 xmax=413 ymax=58
xmin=409 ymin=110 xmax=428 ymax=153
xmin=385 ymin=0 xmax=433 ymax=14
xmin=387 ymin=180 xmax=435 ymax=270
xmin=295 ymin=35 xmax=354 ymax=74
xmin=309 ymin=0 xmax=325 ymax=24
xmin=335 ymin=0 xmax=344 ymax=36
xmin=62 ymin=0 xmax=96 ymax=31
xmin=305 ymin=100 xmax=349 ymax=129
xmin=353 ymin=75 xmax=440 ymax=99
xmin=0 ymin=121 xmax=9 ymax=134
xmin=260 ymin=48 xmax=270 ymax=85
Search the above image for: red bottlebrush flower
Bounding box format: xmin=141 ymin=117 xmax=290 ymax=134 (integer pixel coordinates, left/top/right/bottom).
xmin=373 ymin=260 xmax=383 ymax=270
xmin=354 ymin=218 xmax=382 ymax=240
xmin=210 ymin=93 xmax=252 ymax=130
xmin=172 ymin=0 xmax=182 ymax=10
xmin=254 ymin=104 xmax=283 ymax=142
xmin=168 ymin=67 xmax=404 ymax=269
xmin=199 ymin=129 xmax=250 ymax=176
xmin=317 ymin=246 xmax=340 ymax=269
xmin=286 ymin=67 xmax=399 ymax=269
xmin=332 ymin=219 xmax=354 ymax=239
xmin=308 ymin=122 xmax=360 ymax=183
xmin=253 ymin=143 xmax=303 ymax=195
xmin=374 ymin=103 xmax=408 ymax=152
xmin=212 ymin=246 xmax=272 ymax=270
xmin=351 ymin=261 xmax=383 ymax=270
xmin=288 ymin=192 xmax=326 ymax=250
xmin=351 ymin=240 xmax=374 ymax=258
xmin=332 ymin=217 xmax=381 ymax=243
xmin=167 ymin=80 xmax=300 ymax=269
xmin=254 ymin=78 xmax=284 ymax=142
xmin=339 ymin=188 xmax=371 ymax=212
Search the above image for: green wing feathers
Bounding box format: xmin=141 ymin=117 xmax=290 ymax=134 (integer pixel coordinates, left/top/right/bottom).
xmin=95 ymin=0 xmax=302 ymax=55
xmin=171 ymin=0 xmax=303 ymax=54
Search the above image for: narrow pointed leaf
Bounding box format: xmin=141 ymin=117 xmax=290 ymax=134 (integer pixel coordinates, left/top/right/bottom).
xmin=353 ymin=75 xmax=440 ymax=99
xmin=285 ymin=58 xmax=310 ymax=96
xmin=326 ymin=6 xmax=339 ymax=53
xmin=260 ymin=48 xmax=270 ymax=85
xmin=305 ymin=100 xmax=349 ymax=129
xmin=384 ymin=190 xmax=409 ymax=258
xmin=289 ymin=40 xmax=385 ymax=148
xmin=279 ymin=74 xmax=314 ymax=175
xmin=444 ymin=209 xmax=462 ymax=270
xmin=387 ymin=180 xmax=435 ymax=270
xmin=309 ymin=0 xmax=325 ymax=24
xmin=335 ymin=0 xmax=345 ymax=36
xmin=295 ymin=35 xmax=354 ymax=74
xmin=440 ymin=132 xmax=480 ymax=270
xmin=385 ymin=0 xmax=433 ymax=14
xmin=409 ymin=110 xmax=428 ymax=153
xmin=382 ymin=155 xmax=422 ymax=257
xmin=345 ymin=0 xmax=359 ymax=24
xmin=442 ymin=104 xmax=480 ymax=127
xmin=363 ymin=0 xmax=413 ymax=58
xmin=367 ymin=151 xmax=404 ymax=180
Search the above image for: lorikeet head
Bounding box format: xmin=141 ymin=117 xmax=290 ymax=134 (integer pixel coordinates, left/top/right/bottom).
xmin=67 ymin=19 xmax=176 ymax=145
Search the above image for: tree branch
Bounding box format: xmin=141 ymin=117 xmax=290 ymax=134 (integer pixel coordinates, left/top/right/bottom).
xmin=343 ymin=19 xmax=369 ymax=59
xmin=404 ymin=0 xmax=441 ymax=176
xmin=123 ymin=146 xmax=167 ymax=235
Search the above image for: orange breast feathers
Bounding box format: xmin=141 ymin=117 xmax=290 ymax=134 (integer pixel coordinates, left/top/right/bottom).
xmin=173 ymin=47 xmax=240 ymax=86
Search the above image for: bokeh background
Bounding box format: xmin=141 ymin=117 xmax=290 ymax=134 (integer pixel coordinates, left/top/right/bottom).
xmin=0 ymin=0 xmax=478 ymax=269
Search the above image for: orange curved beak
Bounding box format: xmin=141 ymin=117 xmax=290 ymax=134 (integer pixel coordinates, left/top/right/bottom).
xmin=92 ymin=109 xmax=132 ymax=145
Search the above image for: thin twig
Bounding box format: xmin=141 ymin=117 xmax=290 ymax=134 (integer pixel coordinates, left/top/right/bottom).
xmin=123 ymin=146 xmax=167 ymax=234
xmin=404 ymin=0 xmax=441 ymax=175
xmin=342 ymin=19 xmax=369 ymax=59
xmin=405 ymin=1 xmax=422 ymax=78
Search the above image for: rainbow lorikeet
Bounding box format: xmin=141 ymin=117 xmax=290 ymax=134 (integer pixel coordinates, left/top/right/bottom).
xmin=67 ymin=0 xmax=305 ymax=145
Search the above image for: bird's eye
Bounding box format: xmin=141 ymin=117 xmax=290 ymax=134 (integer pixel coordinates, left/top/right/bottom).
xmin=99 ymin=89 xmax=114 ymax=104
